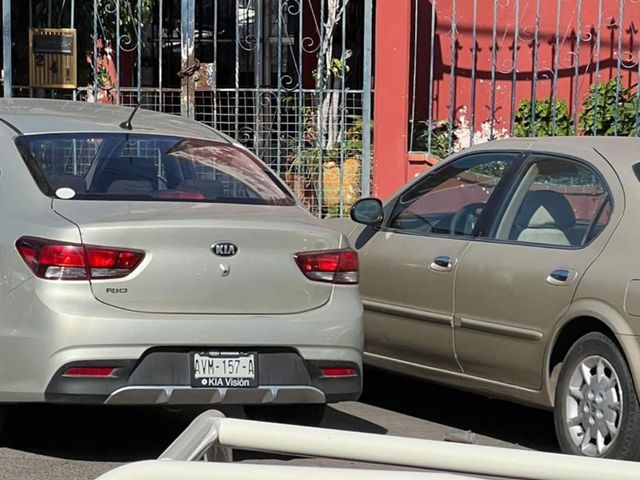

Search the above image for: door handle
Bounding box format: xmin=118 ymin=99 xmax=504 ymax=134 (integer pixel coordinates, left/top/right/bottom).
xmin=430 ymin=255 xmax=454 ymax=272
xmin=547 ymin=269 xmax=573 ymax=286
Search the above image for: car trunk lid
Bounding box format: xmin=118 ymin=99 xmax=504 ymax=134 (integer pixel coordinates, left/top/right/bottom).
xmin=52 ymin=201 xmax=341 ymax=314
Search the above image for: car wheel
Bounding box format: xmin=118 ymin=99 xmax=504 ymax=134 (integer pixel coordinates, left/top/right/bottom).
xmin=554 ymin=332 xmax=640 ymax=459
xmin=243 ymin=404 xmax=326 ymax=426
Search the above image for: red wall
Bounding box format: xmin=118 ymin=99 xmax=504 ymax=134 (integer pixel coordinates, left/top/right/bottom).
xmin=412 ymin=1 xmax=640 ymax=131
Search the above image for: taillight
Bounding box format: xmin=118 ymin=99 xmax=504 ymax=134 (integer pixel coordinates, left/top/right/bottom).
xmin=294 ymin=248 xmax=359 ymax=284
xmin=63 ymin=367 xmax=115 ymax=377
xmin=16 ymin=237 xmax=144 ymax=281
xmin=321 ymin=367 xmax=358 ymax=377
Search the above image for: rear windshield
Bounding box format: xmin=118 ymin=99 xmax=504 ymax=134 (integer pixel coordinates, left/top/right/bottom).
xmin=15 ymin=134 xmax=295 ymax=206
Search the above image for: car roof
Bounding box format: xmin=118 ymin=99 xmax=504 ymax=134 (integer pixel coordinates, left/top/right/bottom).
xmin=0 ymin=98 xmax=230 ymax=142
xmin=465 ymin=136 xmax=640 ymax=169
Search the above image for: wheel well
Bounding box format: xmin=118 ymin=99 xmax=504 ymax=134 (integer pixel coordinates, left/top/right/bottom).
xmin=549 ymin=316 xmax=622 ymax=379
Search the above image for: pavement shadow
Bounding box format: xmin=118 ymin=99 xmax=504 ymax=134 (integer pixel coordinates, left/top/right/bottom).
xmin=1 ymin=402 xmax=386 ymax=463
xmin=322 ymin=405 xmax=387 ymax=434
xmin=361 ymin=367 xmax=559 ymax=452
xmin=1 ymin=404 xmax=203 ymax=462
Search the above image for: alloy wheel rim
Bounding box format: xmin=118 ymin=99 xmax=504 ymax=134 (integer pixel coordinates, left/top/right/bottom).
xmin=565 ymin=355 xmax=623 ymax=456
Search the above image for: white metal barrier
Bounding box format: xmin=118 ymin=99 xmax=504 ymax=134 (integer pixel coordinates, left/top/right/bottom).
xmin=97 ymin=461 xmax=480 ymax=480
xmin=97 ymin=410 xmax=640 ymax=480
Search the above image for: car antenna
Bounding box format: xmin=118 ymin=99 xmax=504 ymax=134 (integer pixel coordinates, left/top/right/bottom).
xmin=119 ymin=103 xmax=141 ymax=131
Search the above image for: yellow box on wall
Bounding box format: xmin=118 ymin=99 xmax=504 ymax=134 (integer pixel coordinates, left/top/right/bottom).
xmin=29 ymin=28 xmax=77 ymax=89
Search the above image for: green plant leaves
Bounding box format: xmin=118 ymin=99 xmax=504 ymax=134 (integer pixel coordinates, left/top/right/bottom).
xmin=579 ymin=79 xmax=638 ymax=136
xmin=513 ymin=98 xmax=573 ymax=137
xmin=411 ymin=120 xmax=454 ymax=159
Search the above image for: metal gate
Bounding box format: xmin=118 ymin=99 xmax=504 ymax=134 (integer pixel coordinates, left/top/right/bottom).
xmin=3 ymin=0 xmax=372 ymax=217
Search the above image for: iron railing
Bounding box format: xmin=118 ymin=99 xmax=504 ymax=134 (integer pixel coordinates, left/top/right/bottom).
xmin=3 ymin=0 xmax=373 ymax=217
xmin=410 ymin=0 xmax=640 ymax=158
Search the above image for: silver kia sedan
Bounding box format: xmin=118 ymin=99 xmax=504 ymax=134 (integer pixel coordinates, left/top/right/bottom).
xmin=0 ymin=99 xmax=363 ymax=428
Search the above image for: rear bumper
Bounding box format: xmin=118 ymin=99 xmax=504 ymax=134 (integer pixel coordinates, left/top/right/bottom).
xmin=105 ymin=386 xmax=327 ymax=405
xmin=45 ymin=352 xmax=361 ymax=405
xmin=0 ymin=279 xmax=363 ymax=404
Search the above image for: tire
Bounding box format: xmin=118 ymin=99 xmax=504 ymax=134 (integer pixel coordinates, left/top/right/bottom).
xmin=243 ymin=404 xmax=326 ymax=427
xmin=554 ymin=332 xmax=640 ymax=459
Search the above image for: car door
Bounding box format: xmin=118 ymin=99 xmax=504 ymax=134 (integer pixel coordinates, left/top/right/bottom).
xmin=357 ymin=152 xmax=520 ymax=373
xmin=453 ymin=146 xmax=622 ymax=390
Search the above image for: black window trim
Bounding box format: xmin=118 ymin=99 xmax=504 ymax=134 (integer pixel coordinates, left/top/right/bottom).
xmin=381 ymin=150 xmax=526 ymax=240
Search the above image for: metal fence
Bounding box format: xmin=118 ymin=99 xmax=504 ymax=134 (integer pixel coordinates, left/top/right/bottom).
xmin=409 ymin=0 xmax=640 ymax=158
xmin=4 ymin=0 xmax=373 ymax=217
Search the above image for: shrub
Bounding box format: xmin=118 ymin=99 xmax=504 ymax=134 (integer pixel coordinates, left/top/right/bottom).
xmin=579 ymin=79 xmax=638 ymax=136
xmin=513 ymin=98 xmax=573 ymax=137
xmin=411 ymin=120 xmax=457 ymax=159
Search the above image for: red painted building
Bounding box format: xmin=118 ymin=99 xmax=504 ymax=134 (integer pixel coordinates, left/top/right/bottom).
xmin=374 ymin=0 xmax=640 ymax=198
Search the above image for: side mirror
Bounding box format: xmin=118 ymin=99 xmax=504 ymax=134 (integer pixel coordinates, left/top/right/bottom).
xmin=350 ymin=198 xmax=384 ymax=226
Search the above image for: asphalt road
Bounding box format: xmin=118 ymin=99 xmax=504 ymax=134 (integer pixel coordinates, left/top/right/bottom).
xmin=0 ymin=368 xmax=559 ymax=480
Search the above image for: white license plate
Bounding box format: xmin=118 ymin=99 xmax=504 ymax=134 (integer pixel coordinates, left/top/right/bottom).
xmin=191 ymin=352 xmax=257 ymax=388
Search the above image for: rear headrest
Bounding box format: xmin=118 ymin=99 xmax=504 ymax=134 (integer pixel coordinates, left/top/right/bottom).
xmin=107 ymin=179 xmax=155 ymax=195
xmin=177 ymin=179 xmax=224 ymax=198
xmin=514 ymin=190 xmax=575 ymax=229
xmin=47 ymin=174 xmax=87 ymax=193
xmin=91 ymin=157 xmax=158 ymax=192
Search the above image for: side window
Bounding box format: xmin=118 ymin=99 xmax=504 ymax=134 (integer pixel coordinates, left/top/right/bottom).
xmin=388 ymin=153 xmax=518 ymax=237
xmin=494 ymin=156 xmax=610 ymax=247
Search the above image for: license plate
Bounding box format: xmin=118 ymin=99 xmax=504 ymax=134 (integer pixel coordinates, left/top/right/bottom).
xmin=190 ymin=352 xmax=258 ymax=388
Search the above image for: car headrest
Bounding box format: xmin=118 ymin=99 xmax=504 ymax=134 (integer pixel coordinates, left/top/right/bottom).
xmin=107 ymin=179 xmax=155 ymax=195
xmin=514 ymin=190 xmax=575 ymax=229
xmin=177 ymin=179 xmax=224 ymax=198
xmin=47 ymin=174 xmax=87 ymax=193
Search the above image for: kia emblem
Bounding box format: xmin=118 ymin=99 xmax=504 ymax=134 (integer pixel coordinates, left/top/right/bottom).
xmin=211 ymin=242 xmax=238 ymax=257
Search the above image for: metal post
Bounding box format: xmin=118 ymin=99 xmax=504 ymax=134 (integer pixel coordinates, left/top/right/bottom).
xmin=116 ymin=0 xmax=121 ymax=103
xmin=158 ymin=0 xmax=163 ymax=111
xmin=509 ymin=0 xmax=520 ymax=133
xmin=212 ymin=0 xmax=218 ymax=128
xmin=572 ymin=0 xmax=582 ymax=134
xmin=137 ymin=0 xmax=143 ymax=104
xmin=254 ymin=0 xmax=263 ymax=156
xmin=592 ymin=0 xmax=603 ymax=136
xmin=339 ymin=0 xmax=347 ymax=215
xmin=469 ymin=0 xmax=478 ymax=143
xmin=317 ymin=0 xmax=325 ymax=216
xmin=2 ymin=0 xmax=11 ymax=98
xmin=181 ymin=0 xmax=195 ymax=118
xmin=613 ymin=0 xmax=624 ymax=135
xmin=93 ymin=0 xmax=99 ymax=101
xmin=408 ymin=0 xmax=418 ymax=151
xmin=447 ymin=0 xmax=457 ymax=151
xmin=277 ymin=0 xmax=283 ymax=174
xmin=296 ymin=0 xmax=304 ymax=180
xmin=234 ymin=0 xmax=240 ymax=138
xmin=361 ymin=0 xmax=373 ymax=198
xmin=426 ymin=0 xmax=436 ymax=154
xmin=489 ymin=0 xmax=498 ymax=139
xmin=530 ymin=0 xmax=541 ymax=136
xmin=551 ymin=0 xmax=561 ymax=136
